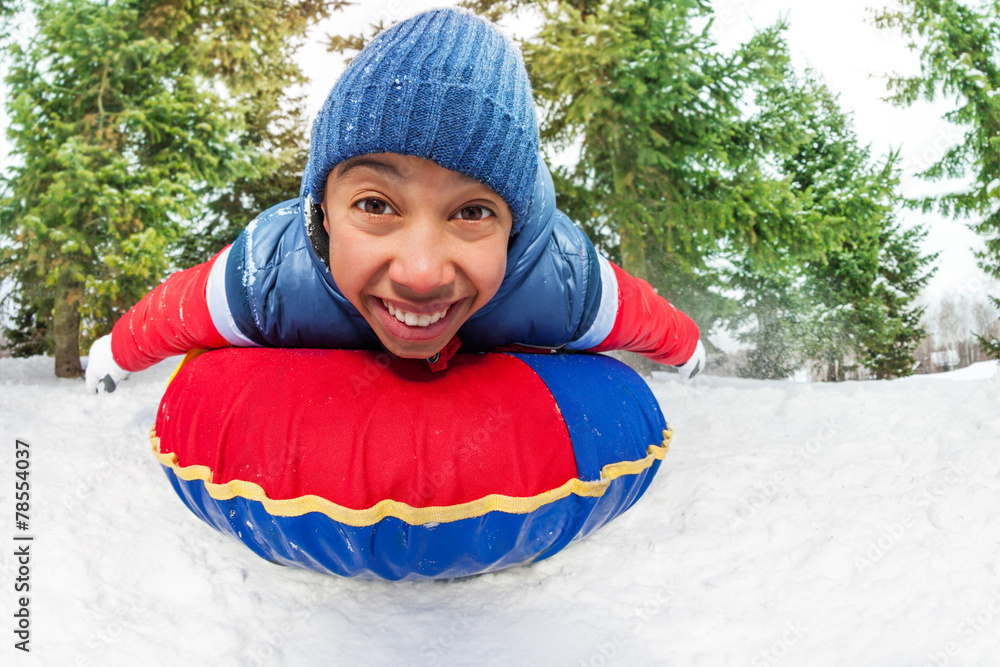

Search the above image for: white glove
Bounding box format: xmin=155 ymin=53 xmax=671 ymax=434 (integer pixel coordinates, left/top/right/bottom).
xmin=85 ymin=334 xmax=129 ymax=393
xmin=674 ymin=339 xmax=705 ymax=383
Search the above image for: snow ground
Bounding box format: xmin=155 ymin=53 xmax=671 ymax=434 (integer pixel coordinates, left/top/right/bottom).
xmin=1 ymin=356 xmax=998 ymax=667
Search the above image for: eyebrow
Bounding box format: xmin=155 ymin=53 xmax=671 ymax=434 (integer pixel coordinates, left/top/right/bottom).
xmin=335 ymin=156 xmax=405 ymax=182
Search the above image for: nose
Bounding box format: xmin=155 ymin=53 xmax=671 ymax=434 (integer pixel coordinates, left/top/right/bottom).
xmin=387 ymin=217 xmax=456 ymax=294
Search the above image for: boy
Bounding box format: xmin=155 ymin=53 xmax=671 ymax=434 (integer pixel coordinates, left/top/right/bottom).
xmin=85 ymin=8 xmax=704 ymax=392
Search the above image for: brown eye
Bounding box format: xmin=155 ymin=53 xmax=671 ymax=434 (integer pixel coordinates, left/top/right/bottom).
xmin=355 ymin=198 xmax=395 ymax=215
xmin=454 ymin=205 xmax=494 ymax=221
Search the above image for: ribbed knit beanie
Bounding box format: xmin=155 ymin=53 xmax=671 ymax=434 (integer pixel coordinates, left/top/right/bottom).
xmin=301 ymin=8 xmax=539 ymax=262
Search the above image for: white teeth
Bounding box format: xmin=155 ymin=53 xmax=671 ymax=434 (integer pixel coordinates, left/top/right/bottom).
xmin=383 ymin=300 xmax=450 ymax=327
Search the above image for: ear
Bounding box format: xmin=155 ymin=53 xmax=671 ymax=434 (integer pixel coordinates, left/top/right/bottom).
xmin=320 ymin=198 xmax=330 ymax=234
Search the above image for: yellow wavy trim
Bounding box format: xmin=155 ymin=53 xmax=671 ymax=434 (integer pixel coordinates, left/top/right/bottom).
xmin=149 ymin=427 xmax=672 ymax=527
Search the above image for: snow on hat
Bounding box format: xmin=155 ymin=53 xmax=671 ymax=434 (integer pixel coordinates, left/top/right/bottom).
xmin=301 ymin=8 xmax=539 ymax=258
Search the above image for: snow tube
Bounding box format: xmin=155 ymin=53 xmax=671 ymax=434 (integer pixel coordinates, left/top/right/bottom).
xmin=150 ymin=348 xmax=670 ymax=580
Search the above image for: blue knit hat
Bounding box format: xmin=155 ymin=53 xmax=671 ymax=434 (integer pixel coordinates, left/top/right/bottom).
xmin=302 ymin=8 xmax=539 ymax=258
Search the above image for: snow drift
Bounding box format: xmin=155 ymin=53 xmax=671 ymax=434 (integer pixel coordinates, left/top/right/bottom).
xmin=1 ymin=356 xmax=997 ymax=666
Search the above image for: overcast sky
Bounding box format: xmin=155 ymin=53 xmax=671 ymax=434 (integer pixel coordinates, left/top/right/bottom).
xmin=2 ymin=0 xmax=996 ymax=308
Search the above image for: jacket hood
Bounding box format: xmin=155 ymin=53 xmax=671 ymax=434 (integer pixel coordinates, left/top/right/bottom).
xmin=469 ymin=154 xmax=557 ymax=321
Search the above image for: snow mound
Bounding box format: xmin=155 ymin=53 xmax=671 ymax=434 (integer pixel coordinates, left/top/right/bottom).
xmin=919 ymin=360 xmax=999 ymax=382
xmin=2 ymin=355 xmax=998 ymax=666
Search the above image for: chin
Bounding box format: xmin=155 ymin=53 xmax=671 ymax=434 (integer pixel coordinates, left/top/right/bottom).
xmin=388 ymin=347 xmax=438 ymax=360
xmin=379 ymin=337 xmax=447 ymax=360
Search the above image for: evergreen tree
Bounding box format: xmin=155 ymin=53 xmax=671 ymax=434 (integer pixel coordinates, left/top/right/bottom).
xmin=863 ymin=221 xmax=936 ymax=377
xmin=0 ymin=0 xmax=336 ymax=376
xmin=0 ymin=0 xmax=19 ymax=43
xmin=782 ymin=79 xmax=935 ymax=379
xmin=875 ymin=0 xmax=1000 ymax=359
xmin=175 ymin=0 xmax=344 ymax=266
xmin=519 ymin=0 xmax=818 ymax=278
xmin=3 ymin=0 xmax=241 ymax=377
xmin=803 ymin=220 xmax=936 ymax=380
xmin=724 ymin=73 xmax=935 ymax=380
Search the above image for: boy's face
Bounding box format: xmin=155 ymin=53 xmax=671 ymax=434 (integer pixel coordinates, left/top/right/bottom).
xmin=322 ymin=153 xmax=513 ymax=360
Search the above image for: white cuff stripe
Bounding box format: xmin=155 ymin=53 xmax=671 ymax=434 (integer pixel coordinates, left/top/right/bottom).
xmin=206 ymin=246 xmax=259 ymax=347
xmin=567 ymin=254 xmax=619 ymax=350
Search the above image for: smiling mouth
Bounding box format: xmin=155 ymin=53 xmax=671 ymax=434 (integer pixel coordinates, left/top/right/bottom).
xmin=381 ymin=299 xmax=452 ymax=327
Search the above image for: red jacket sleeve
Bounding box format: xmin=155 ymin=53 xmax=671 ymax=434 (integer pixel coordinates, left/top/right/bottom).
xmin=588 ymin=261 xmax=699 ymax=365
xmin=111 ymin=249 xmax=232 ymax=372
